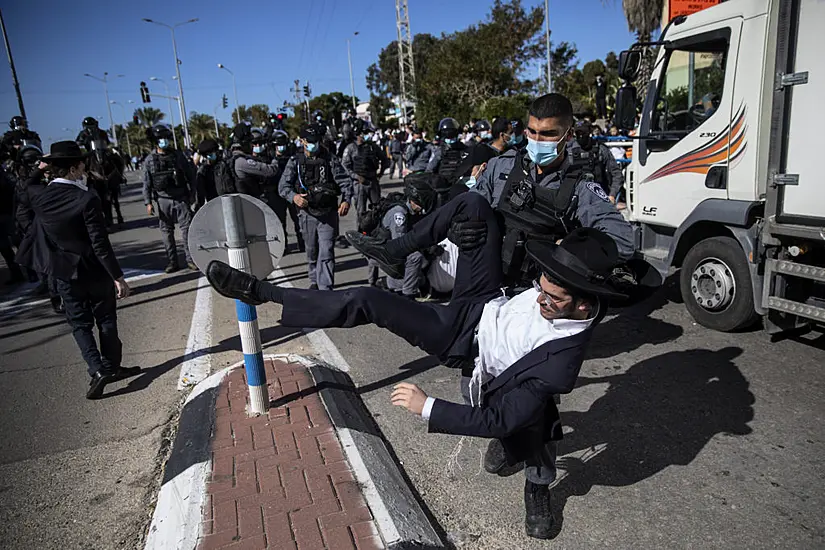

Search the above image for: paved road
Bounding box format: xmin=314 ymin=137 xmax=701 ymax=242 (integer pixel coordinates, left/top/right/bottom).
xmin=2 ymin=171 xmax=823 ymax=549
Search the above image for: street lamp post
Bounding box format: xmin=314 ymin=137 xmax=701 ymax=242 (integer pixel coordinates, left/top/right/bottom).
xmin=150 ymin=76 xmax=178 ymax=150
xmin=346 ymin=32 xmax=359 ymax=111
xmin=110 ymin=100 xmax=133 ymax=158
xmin=142 ymin=17 xmax=198 ymax=150
xmin=544 ymin=0 xmax=552 ymax=94
xmin=84 ymin=72 xmax=123 ymax=146
xmin=213 ymin=105 xmax=222 ymax=139
xmin=217 ymin=64 xmax=240 ymax=125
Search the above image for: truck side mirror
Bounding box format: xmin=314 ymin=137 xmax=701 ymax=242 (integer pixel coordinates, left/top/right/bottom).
xmin=618 ymin=50 xmax=642 ymax=81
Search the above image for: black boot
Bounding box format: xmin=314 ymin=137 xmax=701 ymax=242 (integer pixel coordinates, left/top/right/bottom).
xmin=345 ymin=231 xmax=412 ymax=280
xmin=524 ymin=480 xmax=554 ymax=539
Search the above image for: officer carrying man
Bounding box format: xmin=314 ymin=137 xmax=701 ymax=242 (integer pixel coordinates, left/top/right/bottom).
xmin=403 ymin=127 xmax=431 ymax=173
xmin=567 ymin=120 xmax=624 ymax=202
xmin=278 ymin=124 xmax=352 ymax=290
xmin=342 ymin=119 xmax=384 ymax=226
xmin=142 ymin=124 xmax=197 ymax=273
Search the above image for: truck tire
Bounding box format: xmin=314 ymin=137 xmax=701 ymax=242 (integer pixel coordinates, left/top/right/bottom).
xmin=680 ymin=236 xmax=759 ymax=332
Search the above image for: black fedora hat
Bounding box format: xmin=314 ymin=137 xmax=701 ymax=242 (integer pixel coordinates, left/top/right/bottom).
xmin=525 ymin=228 xmax=627 ymax=301
xmin=42 ymin=140 xmax=88 ymax=162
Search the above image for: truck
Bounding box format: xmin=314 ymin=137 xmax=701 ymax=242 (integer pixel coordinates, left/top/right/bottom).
xmin=615 ymin=0 xmax=823 ymax=334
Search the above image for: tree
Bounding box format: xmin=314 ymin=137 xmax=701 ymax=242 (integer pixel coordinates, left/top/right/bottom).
xmin=231 ymin=104 xmax=272 ymax=127
xmin=621 ymin=0 xmax=664 ymax=98
xmin=133 ymin=107 xmax=165 ymax=127
xmin=188 ymin=112 xmax=218 ymax=145
xmin=309 ymin=93 xmax=357 ymax=129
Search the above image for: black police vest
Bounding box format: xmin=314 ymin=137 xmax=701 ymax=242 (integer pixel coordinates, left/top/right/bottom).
xmin=296 ymin=153 xmax=340 ymax=216
xmin=353 ymin=143 xmax=380 ymax=176
xmin=149 ymin=152 xmax=185 ymax=197
xmin=496 ymin=152 xmax=583 ymax=283
xmin=569 ymin=145 xmax=606 ymax=191
xmin=438 ymin=144 xmax=469 ymax=181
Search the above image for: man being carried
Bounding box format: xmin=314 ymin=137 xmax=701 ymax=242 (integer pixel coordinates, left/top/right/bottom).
xmin=205 ymin=184 xmax=625 ymax=538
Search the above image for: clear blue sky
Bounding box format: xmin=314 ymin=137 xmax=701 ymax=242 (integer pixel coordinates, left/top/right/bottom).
xmin=0 ymin=0 xmax=634 ymax=147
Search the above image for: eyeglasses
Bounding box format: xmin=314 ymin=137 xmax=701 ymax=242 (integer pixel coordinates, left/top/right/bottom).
xmin=533 ymin=279 xmax=571 ymax=307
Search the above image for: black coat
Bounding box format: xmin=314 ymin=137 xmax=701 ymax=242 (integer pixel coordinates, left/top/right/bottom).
xmin=428 ymin=306 xmax=604 ymax=464
xmin=15 ymin=181 xmax=123 ymax=281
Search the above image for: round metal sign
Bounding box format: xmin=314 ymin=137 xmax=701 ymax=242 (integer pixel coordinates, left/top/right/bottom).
xmin=188 ymin=194 xmax=286 ymax=279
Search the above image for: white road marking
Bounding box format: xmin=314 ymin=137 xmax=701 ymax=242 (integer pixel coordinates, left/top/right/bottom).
xmin=176 ymin=276 xmax=213 ymax=390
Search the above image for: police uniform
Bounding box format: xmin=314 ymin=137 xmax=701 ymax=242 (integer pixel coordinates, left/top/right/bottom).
xmin=472 ymin=148 xmax=634 ymax=262
xmin=278 ymin=148 xmax=352 ymax=290
xmin=404 ymin=140 xmax=431 ymax=172
xmin=382 ymin=203 xmax=425 ymax=297
xmin=232 ymin=150 xmax=280 ymax=199
xmin=426 ymin=141 xmax=472 ymax=180
xmin=342 ymin=140 xmax=383 ymax=225
xmin=566 ymin=140 xmax=624 ymax=198
xmin=142 ymin=149 xmax=196 ymax=268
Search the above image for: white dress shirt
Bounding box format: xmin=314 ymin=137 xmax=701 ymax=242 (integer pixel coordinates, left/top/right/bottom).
xmin=50 ymin=177 xmax=88 ymax=192
xmin=421 ymin=288 xmax=597 ymax=419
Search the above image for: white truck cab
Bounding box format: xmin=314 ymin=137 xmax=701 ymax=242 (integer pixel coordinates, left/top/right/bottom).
xmin=618 ymin=0 xmax=824 ymax=333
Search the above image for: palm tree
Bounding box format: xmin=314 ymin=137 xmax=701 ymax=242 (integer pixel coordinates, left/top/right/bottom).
xmin=188 ymin=112 xmax=217 ymax=144
xmin=621 ymin=0 xmax=664 ymax=99
xmin=133 ymin=106 xmax=165 ymax=127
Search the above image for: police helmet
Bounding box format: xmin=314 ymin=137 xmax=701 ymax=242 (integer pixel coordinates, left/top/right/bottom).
xmin=150 ymin=124 xmax=174 ymax=140
xmin=231 ymin=122 xmax=254 ymax=144
xmin=9 ymin=116 xmax=26 ymax=130
xmin=404 ymin=172 xmax=438 ymax=214
xmin=19 ymin=144 xmax=42 ymax=166
xmin=300 ymin=124 xmax=325 ymax=143
xmin=437 ymin=118 xmax=460 ymax=139
xmin=250 ymin=128 xmax=265 ymax=144
xmin=473 ymin=119 xmax=492 ymax=133
xmin=350 ymin=118 xmax=366 ymax=136
xmin=197 ymin=139 xmax=219 ymax=155
xmin=271 ymin=130 xmax=290 ymax=146
xmin=510 ymin=118 xmax=525 ymax=135
xmin=573 ymin=120 xmax=593 ymax=148
xmin=82 ymin=117 xmax=99 ymax=129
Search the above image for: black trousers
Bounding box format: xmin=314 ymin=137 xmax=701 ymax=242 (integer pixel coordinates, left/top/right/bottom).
xmin=278 ymin=192 xmax=502 ymax=359
xmin=56 ymin=277 xmax=122 ymax=377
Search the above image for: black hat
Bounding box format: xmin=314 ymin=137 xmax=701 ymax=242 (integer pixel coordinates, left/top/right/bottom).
xmin=42 ymin=141 xmax=88 ymax=163
xmin=300 ymin=124 xmax=325 ymax=143
xmin=197 ymin=139 xmax=219 ymax=154
xmin=525 ymin=228 xmax=627 ymax=300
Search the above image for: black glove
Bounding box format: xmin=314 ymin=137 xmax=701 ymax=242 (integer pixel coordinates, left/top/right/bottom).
xmin=424 ymin=244 xmax=445 ymax=259
xmin=448 ymin=215 xmax=487 ymax=251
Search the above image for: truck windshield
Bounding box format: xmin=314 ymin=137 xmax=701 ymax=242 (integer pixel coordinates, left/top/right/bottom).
xmin=651 ymin=43 xmax=727 ymax=139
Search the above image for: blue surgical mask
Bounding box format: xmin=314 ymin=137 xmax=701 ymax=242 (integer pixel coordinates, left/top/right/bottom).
xmin=464 ymin=176 xmax=478 ymax=188
xmin=508 ymin=134 xmax=523 ymax=146
xmin=444 ymin=138 xmax=457 ymax=145
xmin=415 ymin=138 xmax=422 ymax=143
xmin=207 ymin=153 xmax=217 ymax=161
xmin=526 ymin=135 xmax=566 ymax=166
xmin=306 ymin=142 xmax=319 ymax=154
xmin=276 ymin=145 xmax=286 ymax=154
xmin=253 ymin=145 xmax=264 ymax=154
xmin=158 ymin=138 xmax=170 ymax=149
xmin=480 ymin=131 xmax=492 ymax=140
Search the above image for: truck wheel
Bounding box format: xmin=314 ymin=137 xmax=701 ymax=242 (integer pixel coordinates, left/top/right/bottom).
xmin=680 ymin=236 xmax=759 ymax=332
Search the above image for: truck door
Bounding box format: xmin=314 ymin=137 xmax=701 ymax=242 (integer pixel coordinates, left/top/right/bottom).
xmin=632 ymin=20 xmax=742 ymax=228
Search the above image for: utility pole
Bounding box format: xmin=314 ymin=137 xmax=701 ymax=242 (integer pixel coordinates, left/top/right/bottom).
xmin=544 ymin=0 xmax=553 ymax=94
xmin=213 ymin=105 xmax=221 ymax=139
xmin=293 ymin=80 xmax=303 ymax=120
xmin=346 ymin=32 xmax=359 ymax=110
xmin=0 ymin=8 xmax=25 ymax=119
xmin=395 ymin=0 xmax=416 ymax=124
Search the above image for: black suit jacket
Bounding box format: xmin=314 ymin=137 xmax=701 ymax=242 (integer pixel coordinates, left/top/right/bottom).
xmin=428 ymin=305 xmax=604 ymax=464
xmin=15 ymin=181 xmax=123 ymax=282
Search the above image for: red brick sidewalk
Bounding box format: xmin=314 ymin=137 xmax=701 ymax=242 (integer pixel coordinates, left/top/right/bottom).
xmin=198 ymin=358 xmax=385 ymax=550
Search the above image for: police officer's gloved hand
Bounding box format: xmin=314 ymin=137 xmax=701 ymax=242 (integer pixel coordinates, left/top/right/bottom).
xmin=425 ymin=244 xmax=445 ymax=258
xmin=448 ymin=215 xmax=487 ymax=251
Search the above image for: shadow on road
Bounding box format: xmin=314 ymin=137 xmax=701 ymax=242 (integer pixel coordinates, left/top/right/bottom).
xmin=545 ymin=346 xmax=752 ymax=538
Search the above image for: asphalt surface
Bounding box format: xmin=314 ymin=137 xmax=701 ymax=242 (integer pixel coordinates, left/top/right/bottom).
xmin=1 ymin=171 xmax=823 ymax=549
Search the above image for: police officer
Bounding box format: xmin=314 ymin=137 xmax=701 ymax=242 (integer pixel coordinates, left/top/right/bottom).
xmin=269 ymin=130 xmax=304 ymax=253
xmin=278 ymin=124 xmax=352 ymax=290
xmin=381 ymin=173 xmax=438 ymax=299
xmin=388 ymin=131 xmax=405 ymax=179
xmin=230 ymin=124 xmax=280 ymax=200
xmin=474 ymin=119 xmax=493 ymax=143
xmin=192 ymin=138 xmax=220 ymax=209
xmin=567 ymin=120 xmax=624 ymax=199
xmin=2 ymin=116 xmax=41 ymax=153
xmin=342 ymin=120 xmax=383 ymax=226
xmin=142 ymin=124 xmax=197 ymax=273
xmin=425 ymin=118 xmax=473 ymax=204
xmin=509 ymin=119 xmax=527 ymax=151
xmin=76 ymin=117 xmax=125 ymax=229
xmin=403 ymin=128 xmax=431 ymax=172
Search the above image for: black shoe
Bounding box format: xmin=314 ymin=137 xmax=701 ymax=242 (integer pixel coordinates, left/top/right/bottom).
xmin=165 ymin=263 xmax=180 ymax=274
xmin=335 ymin=235 xmax=350 ymax=249
xmin=524 ymin=480 xmax=554 ymax=540
xmin=86 ymin=370 xmax=117 ymax=400
xmin=205 ymin=261 xmax=263 ymax=305
xmin=345 ymin=231 xmax=405 ymax=280
xmin=309 ymin=283 xmax=318 ymax=290
xmin=50 ymin=296 xmax=64 ymax=314
xmin=483 ymin=439 xmax=524 ymax=476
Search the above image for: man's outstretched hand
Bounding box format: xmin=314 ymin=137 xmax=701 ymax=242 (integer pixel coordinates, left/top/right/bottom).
xmin=391 ymin=383 xmax=428 ymax=415
xmin=448 ymin=215 xmax=487 ymax=251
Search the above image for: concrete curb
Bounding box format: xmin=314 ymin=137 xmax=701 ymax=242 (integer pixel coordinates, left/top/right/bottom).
xmin=144 ymin=365 xmax=234 ymax=550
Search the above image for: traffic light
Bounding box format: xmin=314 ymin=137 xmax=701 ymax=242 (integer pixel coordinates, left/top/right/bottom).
xmin=222 ymin=94 xmax=228 ymax=109
xmin=303 ymin=84 xmax=311 ymax=98
xmin=276 ymin=112 xmax=286 ymax=121
xmin=140 ymin=81 xmax=151 ymax=103
xmin=133 ymin=114 xmax=140 ymax=125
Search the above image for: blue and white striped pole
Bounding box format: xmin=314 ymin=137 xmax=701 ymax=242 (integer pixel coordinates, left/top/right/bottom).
xmin=222 ymin=195 xmax=268 ymax=415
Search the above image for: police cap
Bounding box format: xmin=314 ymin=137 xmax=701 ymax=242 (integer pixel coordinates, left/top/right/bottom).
xmin=300 ymin=124 xmax=325 ymax=143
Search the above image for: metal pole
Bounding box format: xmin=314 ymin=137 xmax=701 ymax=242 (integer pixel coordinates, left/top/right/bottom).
xmin=213 ymin=106 xmax=220 ymax=139
xmin=103 ymin=75 xmax=118 ymax=147
xmin=174 ymin=96 xmax=186 ymax=148
xmin=347 ymin=38 xmax=357 ymax=110
xmin=544 ymin=0 xmax=552 ymax=94
xmin=0 ymin=8 xmax=25 ymax=119
xmin=170 ymin=29 xmax=191 ymax=150
xmin=221 ymin=195 xmax=268 ymax=416
xmin=111 ymin=102 xmax=132 ymax=159
xmin=231 ymin=74 xmax=240 ymax=126
xmin=151 ymin=78 xmax=178 ymax=149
